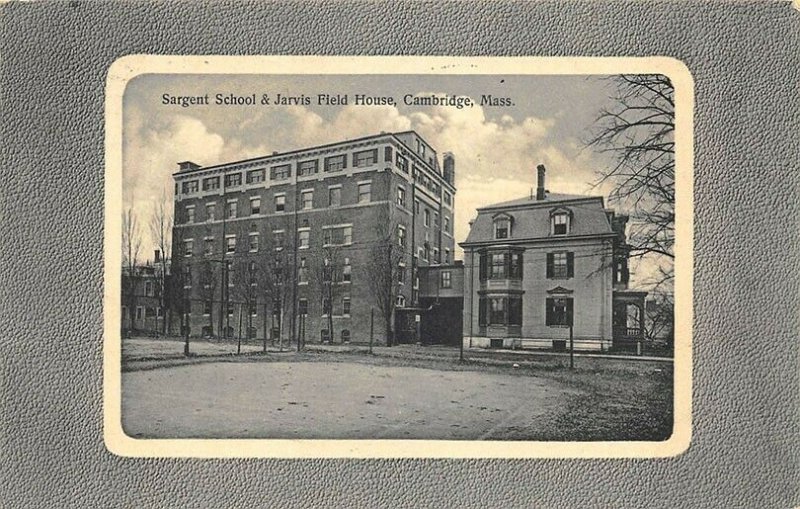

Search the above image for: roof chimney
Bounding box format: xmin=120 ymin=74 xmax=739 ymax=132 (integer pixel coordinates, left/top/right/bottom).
xmin=154 ymin=249 xmax=161 ymax=263
xmin=536 ymin=164 xmax=546 ymax=200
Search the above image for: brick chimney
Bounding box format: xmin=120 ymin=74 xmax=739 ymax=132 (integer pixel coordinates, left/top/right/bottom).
xmin=536 ymin=164 xmax=546 ymax=200
xmin=154 ymin=249 xmax=161 ymax=262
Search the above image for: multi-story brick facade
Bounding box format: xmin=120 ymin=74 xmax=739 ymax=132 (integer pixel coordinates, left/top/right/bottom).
xmin=461 ymin=165 xmax=645 ymax=351
xmin=170 ymin=131 xmax=456 ymax=345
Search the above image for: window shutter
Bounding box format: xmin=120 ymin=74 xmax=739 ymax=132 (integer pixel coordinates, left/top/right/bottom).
xmin=504 ymin=253 xmax=511 ymax=276
xmin=518 ymin=253 xmax=523 ymax=279
xmin=545 ymin=298 xmax=553 ymax=325
xmin=567 ymin=252 xmax=574 ymax=278
xmin=566 ymin=298 xmax=574 ymax=326
xmin=479 ymin=254 xmax=487 ymax=281
xmin=385 ymin=146 xmax=393 ymax=162
xmin=343 ymin=155 xmax=347 ymax=169
xmin=546 ymin=253 xmax=554 ymax=278
xmin=478 ymin=298 xmax=486 ymax=326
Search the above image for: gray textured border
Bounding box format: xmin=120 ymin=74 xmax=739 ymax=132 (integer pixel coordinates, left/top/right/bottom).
xmin=2 ymin=1 xmax=799 ymax=507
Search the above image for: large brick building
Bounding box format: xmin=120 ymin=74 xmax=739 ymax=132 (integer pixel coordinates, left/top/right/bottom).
xmin=460 ymin=165 xmax=645 ymax=351
xmin=170 ymin=131 xmax=456 ymax=345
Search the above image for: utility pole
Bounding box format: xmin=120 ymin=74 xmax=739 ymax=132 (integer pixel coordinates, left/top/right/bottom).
xmin=370 ymin=307 xmax=374 ymax=354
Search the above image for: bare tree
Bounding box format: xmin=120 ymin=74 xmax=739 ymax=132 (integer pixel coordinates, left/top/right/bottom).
xmin=231 ymin=256 xmax=261 ymax=344
xmin=168 ymin=230 xmax=192 ymax=353
xmin=197 ymin=259 xmax=217 ymax=337
xmin=122 ymin=206 xmax=142 ymax=333
xmin=312 ymin=243 xmax=343 ymax=344
xmin=366 ymin=205 xmax=405 ymax=346
xmin=258 ymin=227 xmax=296 ymax=351
xmin=644 ymin=292 xmax=674 ymax=346
xmin=588 ymin=74 xmax=675 ymax=289
xmin=148 ymin=191 xmax=173 ymax=335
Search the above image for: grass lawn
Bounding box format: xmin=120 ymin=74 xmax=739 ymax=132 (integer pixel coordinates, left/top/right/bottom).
xmin=120 ymin=339 xmax=673 ymax=441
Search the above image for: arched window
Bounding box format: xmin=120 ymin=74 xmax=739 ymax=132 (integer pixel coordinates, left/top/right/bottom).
xmin=341 ymin=329 xmax=351 ymax=343
xmin=493 ymin=213 xmax=513 ymax=239
xmin=550 ymin=208 xmax=572 ymax=235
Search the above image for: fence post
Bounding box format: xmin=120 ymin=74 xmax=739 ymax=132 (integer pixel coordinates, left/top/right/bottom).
xmin=569 ymin=324 xmax=574 ymax=370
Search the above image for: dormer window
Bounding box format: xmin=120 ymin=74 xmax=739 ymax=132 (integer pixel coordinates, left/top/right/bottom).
xmin=550 ymin=209 xmax=572 ymax=235
xmin=493 ymin=213 xmax=513 ymax=239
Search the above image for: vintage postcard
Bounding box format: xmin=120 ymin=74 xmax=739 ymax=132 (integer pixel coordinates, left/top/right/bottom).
xmin=104 ymin=55 xmax=693 ymax=458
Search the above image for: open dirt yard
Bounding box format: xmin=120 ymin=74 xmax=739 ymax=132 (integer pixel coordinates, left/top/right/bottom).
xmin=122 ymin=361 xmax=585 ymax=440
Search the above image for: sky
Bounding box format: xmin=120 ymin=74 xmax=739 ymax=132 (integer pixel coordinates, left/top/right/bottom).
xmin=121 ymin=73 xmax=662 ymax=285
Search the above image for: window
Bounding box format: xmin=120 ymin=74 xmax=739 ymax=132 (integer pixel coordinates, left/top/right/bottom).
xmin=416 ymin=139 xmax=426 ymax=157
xmin=144 ymin=281 xmax=154 ymax=297
xmin=227 ymin=303 xmax=234 ymax=317
xmin=273 ymin=230 xmax=285 ymax=250
xmin=357 ymin=182 xmax=371 ymax=203
xmin=396 ymin=295 xmax=406 ymax=307
xmin=491 ymin=253 xmax=506 ymax=279
xmin=546 ymin=297 xmax=573 ymax=326
xmin=396 ymin=186 xmax=406 ymax=207
xmin=414 ymin=199 xmax=420 ymax=214
xmin=547 ymin=252 xmax=574 ymax=279
xmin=274 ymin=194 xmax=285 ymax=212
xmin=343 ymin=257 xmax=351 ymax=282
xmin=322 ymin=298 xmax=332 ymax=315
xmin=397 ymin=226 xmax=406 ymax=247
xmin=204 ymin=238 xmax=214 ymax=256
xmin=353 ymin=149 xmax=378 ymax=167
xmin=490 ymin=297 xmax=506 ymax=325
xmin=183 ymin=239 xmax=193 ymax=257
xmin=298 ymin=258 xmax=308 ymax=283
xmin=328 ymin=186 xmax=341 ymax=207
xmin=424 ymin=209 xmax=430 ymax=227
xmin=444 ymin=249 xmax=450 ymax=264
xmin=298 ymin=159 xmax=318 ymax=177
xmin=270 ymin=164 xmax=291 ymax=180
xmin=479 ymin=296 xmax=523 ymax=326
xmin=433 ymin=247 xmax=440 ymax=263
xmin=226 ymin=236 xmax=236 ymax=253
xmin=182 ymin=266 xmax=192 ymax=288
xmin=301 ymin=190 xmax=313 ymax=210
xmin=202 ymin=177 xmax=219 ymax=191
xmin=434 ymin=213 xmax=440 ymax=228
xmin=443 ymin=191 xmax=452 ymax=205
xmin=510 ymin=252 xmax=523 ymax=279
xmin=324 ymin=155 xmax=346 ymax=172
xmin=205 ymin=203 xmax=216 ymax=222
xmin=224 ymin=173 xmax=242 ymax=187
xmin=226 ymin=201 xmax=237 ymax=219
xmin=249 ymin=197 xmax=261 ymax=215
xmin=440 ymin=271 xmax=451 ymax=289
xmin=246 ymin=169 xmax=265 ymax=184
xmin=298 ymin=298 xmax=308 ymax=315
xmin=203 ymin=300 xmax=212 ymax=316
xmin=480 ymin=251 xmax=523 ymax=280
xmin=397 ymin=154 xmax=408 ymax=173
xmin=182 ymin=180 xmax=199 ymax=193
xmin=342 ymin=297 xmax=351 ymax=315
xmin=298 ymin=229 xmax=310 ymax=249
xmin=250 ymin=303 xmax=258 ymax=317
xmin=444 ymin=216 xmax=450 ymax=234
xmin=249 ymin=232 xmax=259 ymax=252
xmin=495 ymin=217 xmax=510 ymax=239
xmin=384 ymin=146 xmax=393 ymax=162
xmin=552 ymin=212 xmax=570 ymax=235
xmin=323 ymin=225 xmax=352 ymax=246
xmin=341 ymin=329 xmax=351 ymax=342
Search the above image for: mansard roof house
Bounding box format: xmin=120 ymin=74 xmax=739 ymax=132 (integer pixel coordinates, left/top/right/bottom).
xmin=460 ymin=165 xmax=646 ymax=352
